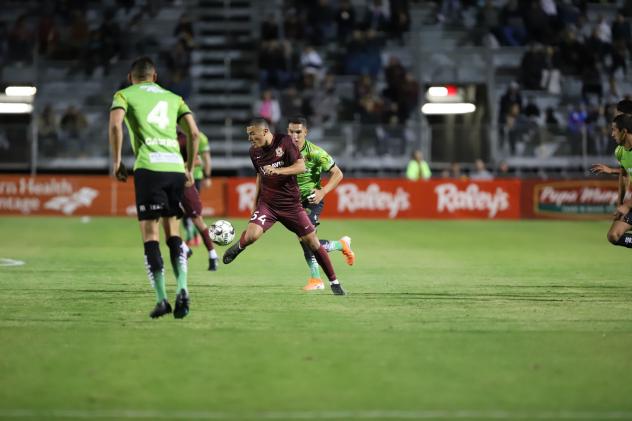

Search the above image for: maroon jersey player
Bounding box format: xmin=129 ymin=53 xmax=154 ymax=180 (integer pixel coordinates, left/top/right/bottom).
xmin=177 ymin=132 xmax=219 ymax=271
xmin=222 ymin=118 xmax=346 ymax=295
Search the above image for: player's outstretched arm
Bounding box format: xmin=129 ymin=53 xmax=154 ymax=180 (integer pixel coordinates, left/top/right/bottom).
xmin=591 ymin=163 xmax=620 ymax=175
xmin=108 ymin=108 xmax=127 ymax=181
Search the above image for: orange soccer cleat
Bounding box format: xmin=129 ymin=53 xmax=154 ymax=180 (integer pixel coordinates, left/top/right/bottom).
xmin=302 ymin=278 xmax=325 ymax=291
xmin=339 ymin=236 xmax=355 ymax=266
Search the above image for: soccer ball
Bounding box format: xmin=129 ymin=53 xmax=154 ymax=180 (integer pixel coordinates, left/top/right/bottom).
xmin=209 ymin=219 xmax=235 ymax=246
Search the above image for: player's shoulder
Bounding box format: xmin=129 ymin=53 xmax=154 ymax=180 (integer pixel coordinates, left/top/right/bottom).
xmin=615 ymin=145 xmax=625 ymax=160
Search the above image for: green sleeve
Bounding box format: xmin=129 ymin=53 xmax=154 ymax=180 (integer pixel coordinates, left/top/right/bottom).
xmin=406 ymin=161 xmax=418 ymax=180
xmin=177 ymin=98 xmax=192 ymax=121
xmin=615 ymin=146 xmax=624 ymax=167
xmin=317 ymin=147 xmax=335 ymax=172
xmin=110 ymin=91 xmax=127 ymax=111
xmin=198 ymin=132 xmax=210 ymax=153
xmin=420 ymin=161 xmax=432 ymax=180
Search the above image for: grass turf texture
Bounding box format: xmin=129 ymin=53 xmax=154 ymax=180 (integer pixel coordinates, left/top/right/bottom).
xmin=0 ymin=217 xmax=631 ymax=420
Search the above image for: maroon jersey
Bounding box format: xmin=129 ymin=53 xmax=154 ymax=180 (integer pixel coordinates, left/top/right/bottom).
xmin=250 ymin=133 xmax=302 ymax=208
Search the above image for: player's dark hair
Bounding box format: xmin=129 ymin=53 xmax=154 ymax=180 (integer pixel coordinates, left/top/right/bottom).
xmin=613 ymin=114 xmax=632 ymax=133
xmin=249 ymin=117 xmax=269 ymax=128
xmin=130 ymin=56 xmax=156 ymax=81
xmin=617 ymin=99 xmax=632 ymax=115
xmin=288 ymin=116 xmax=308 ymax=128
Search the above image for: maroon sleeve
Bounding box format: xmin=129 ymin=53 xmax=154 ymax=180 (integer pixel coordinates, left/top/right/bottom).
xmin=283 ymin=135 xmax=300 ymax=165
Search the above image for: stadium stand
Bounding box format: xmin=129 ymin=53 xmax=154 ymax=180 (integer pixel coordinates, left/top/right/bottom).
xmin=0 ymin=0 xmax=630 ymax=178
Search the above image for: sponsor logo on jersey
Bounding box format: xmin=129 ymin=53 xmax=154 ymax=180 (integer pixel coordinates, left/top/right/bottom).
xmin=140 ymin=85 xmax=166 ymax=93
xmin=275 ymin=147 xmax=283 ymax=157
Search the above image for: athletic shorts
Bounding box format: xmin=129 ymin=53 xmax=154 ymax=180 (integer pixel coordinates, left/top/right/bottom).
xmin=623 ymin=211 xmax=632 ymax=225
xmin=250 ymin=201 xmax=315 ymax=237
xmin=302 ymin=199 xmax=324 ymax=227
xmin=181 ymin=184 xmax=203 ymax=217
xmin=194 ymin=179 xmax=202 ymax=192
xmin=133 ymin=169 xmax=185 ymax=221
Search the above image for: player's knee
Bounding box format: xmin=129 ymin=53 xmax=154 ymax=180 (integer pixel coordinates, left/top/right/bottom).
xmin=607 ymin=231 xmax=621 ymax=245
xmin=166 ymin=236 xmax=184 ymax=257
xmin=144 ymin=241 xmax=163 ymax=271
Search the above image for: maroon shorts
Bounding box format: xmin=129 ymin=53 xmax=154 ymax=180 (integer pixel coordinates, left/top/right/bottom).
xmin=181 ymin=185 xmax=202 ymax=217
xmin=250 ymin=201 xmax=315 ymax=237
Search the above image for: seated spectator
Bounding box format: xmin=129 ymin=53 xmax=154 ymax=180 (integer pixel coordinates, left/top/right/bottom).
xmin=362 ymin=0 xmax=390 ymax=32
xmin=470 ymin=159 xmax=494 ymax=180
xmin=300 ymin=46 xmax=324 ymax=81
xmin=8 ymin=15 xmax=34 ymax=63
xmin=60 ymin=105 xmax=88 ymax=139
xmin=38 ymin=104 xmax=59 ymax=157
xmin=495 ymin=160 xmax=511 ymax=178
xmin=261 ymin=14 xmax=278 ymax=41
xmin=336 ymin=0 xmax=356 ymax=44
xmin=449 ymin=161 xmax=467 ymax=180
xmin=253 ymin=90 xmax=281 ymax=129
xmin=406 ymin=150 xmax=431 ymax=181
xmin=499 ymin=82 xmax=522 ymax=125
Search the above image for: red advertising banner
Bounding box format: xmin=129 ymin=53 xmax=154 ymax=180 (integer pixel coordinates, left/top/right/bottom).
xmin=0 ymin=175 xmax=226 ymax=217
xmin=225 ymin=178 xmax=523 ymax=219
xmin=521 ymin=179 xmax=620 ymax=220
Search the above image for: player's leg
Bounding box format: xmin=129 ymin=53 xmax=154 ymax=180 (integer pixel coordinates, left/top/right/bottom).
xmin=140 ymin=218 xmax=172 ymax=317
xmin=183 ymin=184 xmax=218 ymax=270
xmin=607 ymin=214 xmax=632 ymax=247
xmin=162 ymin=172 xmax=189 ymax=319
xmin=134 ymin=169 xmax=172 ymax=318
xmin=300 ymin=202 xmax=324 ymax=290
xmin=223 ymin=205 xmax=276 ymax=264
xmin=282 ymin=206 xmax=345 ymax=295
xmin=320 ymin=236 xmax=355 ymax=266
xmin=192 ymin=215 xmax=219 ymax=271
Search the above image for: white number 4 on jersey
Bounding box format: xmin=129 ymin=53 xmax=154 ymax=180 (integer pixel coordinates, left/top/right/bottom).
xmin=147 ymin=101 xmax=169 ymax=129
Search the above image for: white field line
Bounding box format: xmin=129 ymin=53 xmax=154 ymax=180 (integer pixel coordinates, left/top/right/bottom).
xmin=0 ymin=258 xmax=24 ymax=267
xmin=1 ymin=409 xmax=632 ymax=420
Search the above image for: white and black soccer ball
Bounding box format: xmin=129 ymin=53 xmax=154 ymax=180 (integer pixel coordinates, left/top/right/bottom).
xmin=209 ymin=219 xmax=235 ymax=246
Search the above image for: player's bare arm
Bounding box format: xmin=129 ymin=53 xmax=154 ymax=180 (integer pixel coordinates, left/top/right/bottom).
xmin=108 ymin=108 xmax=127 ymax=181
xmin=202 ymin=150 xmax=212 ymax=188
xmin=178 ymin=113 xmax=200 ymax=187
xmin=263 ymin=158 xmax=306 ymax=176
xmin=251 ymin=173 xmax=261 ymax=214
xmin=311 ymin=164 xmax=343 ymax=204
xmin=591 ymin=164 xmax=621 ymax=175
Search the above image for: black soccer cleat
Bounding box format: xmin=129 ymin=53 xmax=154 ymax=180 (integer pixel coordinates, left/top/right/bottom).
xmin=208 ymin=257 xmax=218 ymax=271
xmin=149 ymin=299 xmax=172 ymax=319
xmin=330 ymin=283 xmax=346 ymax=296
xmin=173 ymin=289 xmax=190 ymax=319
xmin=222 ymin=242 xmax=243 ymax=264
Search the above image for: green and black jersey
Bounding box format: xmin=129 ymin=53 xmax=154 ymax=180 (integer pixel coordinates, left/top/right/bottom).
xmin=111 ymin=82 xmax=191 ymax=173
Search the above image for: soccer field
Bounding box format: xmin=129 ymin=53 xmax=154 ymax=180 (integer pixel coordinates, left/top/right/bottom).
xmin=0 ymin=217 xmax=631 ymax=420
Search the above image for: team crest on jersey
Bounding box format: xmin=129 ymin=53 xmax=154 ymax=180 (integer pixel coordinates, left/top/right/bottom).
xmin=275 ymin=147 xmax=283 ymax=157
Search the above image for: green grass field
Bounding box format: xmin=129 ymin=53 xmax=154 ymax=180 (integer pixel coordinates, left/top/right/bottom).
xmin=1 ymin=217 xmax=631 ymax=420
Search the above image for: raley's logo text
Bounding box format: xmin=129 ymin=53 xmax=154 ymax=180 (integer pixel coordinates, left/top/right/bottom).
xmin=435 ymin=183 xmax=509 ymax=218
xmin=539 ymin=186 xmax=620 ymax=206
xmin=336 ymin=183 xmax=410 ymax=218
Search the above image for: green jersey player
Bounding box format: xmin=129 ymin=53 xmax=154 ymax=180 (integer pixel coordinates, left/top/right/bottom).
xmin=109 ymin=56 xmax=200 ymax=319
xmin=606 ymin=114 xmax=632 ymax=248
xmin=288 ymin=116 xmax=355 ymax=291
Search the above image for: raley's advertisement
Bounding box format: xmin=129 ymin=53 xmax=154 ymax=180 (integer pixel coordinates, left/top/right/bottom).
xmin=0 ymin=175 xmax=226 ymax=216
xmin=225 ymin=178 xmax=522 ymax=219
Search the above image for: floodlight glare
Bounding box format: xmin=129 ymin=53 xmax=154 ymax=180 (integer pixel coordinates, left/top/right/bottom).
xmin=421 ymin=103 xmax=476 ymax=115
xmin=5 ymin=86 xmax=37 ymax=96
